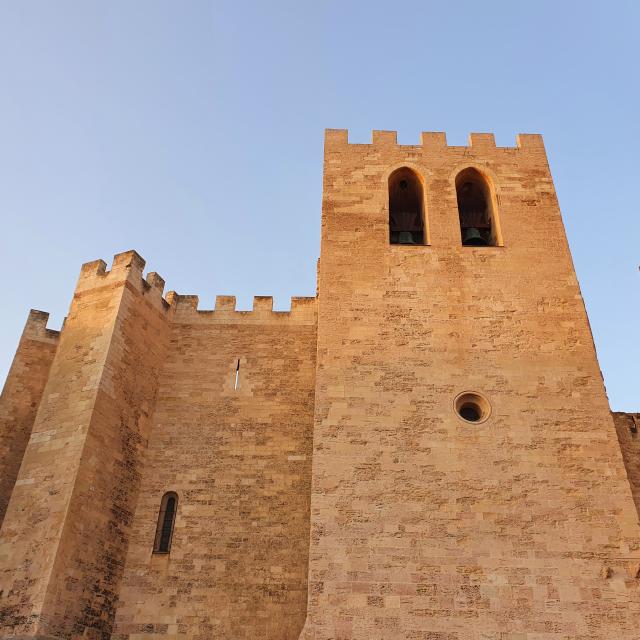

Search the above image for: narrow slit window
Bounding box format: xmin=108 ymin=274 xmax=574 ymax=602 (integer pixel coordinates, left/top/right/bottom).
xmin=234 ymin=359 xmax=240 ymax=390
xmin=388 ymin=167 xmax=425 ymax=245
xmin=153 ymin=492 xmax=178 ymax=554
xmin=455 ymin=167 xmax=498 ymax=247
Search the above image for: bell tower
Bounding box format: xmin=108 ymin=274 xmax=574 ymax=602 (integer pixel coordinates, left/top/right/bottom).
xmin=300 ymin=130 xmax=640 ymax=639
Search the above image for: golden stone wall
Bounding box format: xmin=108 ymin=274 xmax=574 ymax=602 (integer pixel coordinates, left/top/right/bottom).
xmin=112 ymin=294 xmax=317 ymax=640
xmin=0 ymin=310 xmax=59 ymax=529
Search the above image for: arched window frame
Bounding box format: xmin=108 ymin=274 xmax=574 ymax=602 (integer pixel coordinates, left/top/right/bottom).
xmin=454 ymin=166 xmax=503 ymax=247
xmin=387 ymin=166 xmax=429 ymax=246
xmin=153 ymin=491 xmax=178 ymax=554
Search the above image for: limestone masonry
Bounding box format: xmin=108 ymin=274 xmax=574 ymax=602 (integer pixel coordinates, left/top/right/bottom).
xmin=0 ymin=129 xmax=639 ymax=639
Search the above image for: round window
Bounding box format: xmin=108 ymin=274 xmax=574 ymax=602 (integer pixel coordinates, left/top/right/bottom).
xmin=454 ymin=392 xmax=491 ymax=424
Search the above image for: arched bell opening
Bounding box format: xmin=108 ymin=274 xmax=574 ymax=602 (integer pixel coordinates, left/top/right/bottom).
xmin=455 ymin=168 xmax=499 ymax=247
xmin=388 ymin=167 xmax=425 ymax=245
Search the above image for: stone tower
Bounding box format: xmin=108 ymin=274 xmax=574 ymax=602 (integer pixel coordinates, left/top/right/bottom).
xmin=0 ymin=129 xmax=638 ymax=640
xmin=299 ymin=130 xmax=640 ymax=638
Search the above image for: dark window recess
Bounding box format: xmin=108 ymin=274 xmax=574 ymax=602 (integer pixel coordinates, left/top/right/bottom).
xmin=154 ymin=492 xmax=178 ymax=554
xmin=459 ymin=404 xmax=481 ymax=422
xmin=456 ymin=168 xmax=495 ymax=247
xmin=389 ymin=168 xmax=424 ymax=245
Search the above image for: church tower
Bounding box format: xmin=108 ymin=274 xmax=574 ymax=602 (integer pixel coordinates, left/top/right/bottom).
xmin=300 ymin=130 xmax=640 ymax=638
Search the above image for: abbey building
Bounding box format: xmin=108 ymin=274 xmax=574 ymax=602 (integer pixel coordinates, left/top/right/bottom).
xmin=0 ymin=129 xmax=639 ymax=639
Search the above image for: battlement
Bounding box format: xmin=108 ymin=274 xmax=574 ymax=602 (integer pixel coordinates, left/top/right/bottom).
xmin=169 ymin=293 xmax=317 ymax=326
xmin=74 ymin=251 xmax=317 ymax=325
xmin=76 ymin=250 xmax=173 ymax=313
xmin=324 ymin=128 xmax=546 ymax=153
xmin=22 ymin=309 xmax=61 ymax=344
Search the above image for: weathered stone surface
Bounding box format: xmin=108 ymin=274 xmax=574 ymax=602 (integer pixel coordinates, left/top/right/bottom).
xmin=111 ymin=296 xmax=317 ymax=640
xmin=613 ymin=412 xmax=640 ymax=518
xmin=0 ymin=311 xmax=59 ymax=529
xmin=0 ymin=130 xmax=638 ymax=639
xmin=300 ymin=130 xmax=640 ymax=639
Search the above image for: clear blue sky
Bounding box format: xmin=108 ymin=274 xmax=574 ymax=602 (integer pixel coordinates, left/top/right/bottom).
xmin=0 ymin=1 xmax=638 ymax=410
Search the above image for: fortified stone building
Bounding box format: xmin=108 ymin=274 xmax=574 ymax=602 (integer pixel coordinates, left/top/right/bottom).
xmin=0 ymin=130 xmax=639 ymax=639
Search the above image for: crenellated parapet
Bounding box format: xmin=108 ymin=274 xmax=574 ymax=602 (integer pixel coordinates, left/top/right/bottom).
xmin=170 ymin=292 xmax=317 ymax=326
xmin=324 ymin=128 xmax=546 ymax=153
xmin=22 ymin=309 xmax=61 ymax=344
xmin=76 ymin=250 xmax=174 ymax=313
xmin=74 ymin=251 xmax=317 ymax=326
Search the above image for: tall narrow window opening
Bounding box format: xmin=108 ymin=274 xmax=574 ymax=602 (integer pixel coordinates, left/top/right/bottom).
xmin=234 ymin=359 xmax=240 ymax=390
xmin=153 ymin=492 xmax=178 ymax=554
xmin=389 ymin=167 xmax=425 ymax=245
xmin=455 ymin=168 xmax=497 ymax=247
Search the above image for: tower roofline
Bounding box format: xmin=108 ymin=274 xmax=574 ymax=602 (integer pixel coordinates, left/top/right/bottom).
xmin=324 ymin=128 xmax=545 ymax=152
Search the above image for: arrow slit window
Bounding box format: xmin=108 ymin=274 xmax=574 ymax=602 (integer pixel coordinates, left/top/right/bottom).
xmin=456 ymin=168 xmax=501 ymax=247
xmin=389 ymin=167 xmax=426 ymax=245
xmin=153 ymin=492 xmax=178 ymax=554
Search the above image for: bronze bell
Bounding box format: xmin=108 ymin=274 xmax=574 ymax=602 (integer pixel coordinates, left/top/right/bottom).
xmin=462 ymin=227 xmax=487 ymax=246
xmin=398 ymin=231 xmax=415 ymax=245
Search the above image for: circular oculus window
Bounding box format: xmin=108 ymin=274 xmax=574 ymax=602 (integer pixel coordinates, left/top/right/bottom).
xmin=454 ymin=392 xmax=491 ymax=424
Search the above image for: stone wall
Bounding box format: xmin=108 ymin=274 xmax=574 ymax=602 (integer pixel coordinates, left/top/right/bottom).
xmin=111 ymin=295 xmax=317 ymax=639
xmin=299 ymin=130 xmax=640 ymax=639
xmin=0 ymin=310 xmax=59 ymax=529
